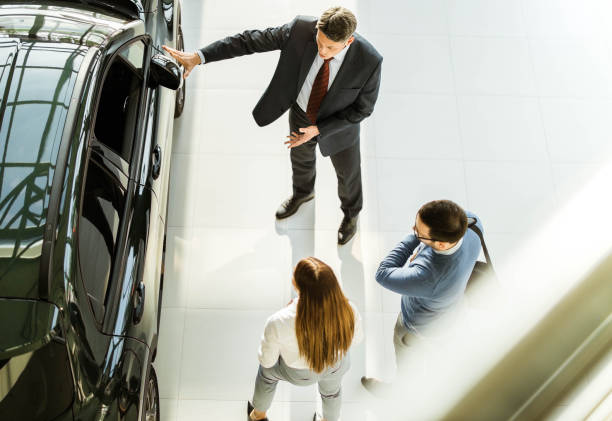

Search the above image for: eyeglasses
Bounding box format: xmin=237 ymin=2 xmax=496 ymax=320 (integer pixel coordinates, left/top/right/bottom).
xmin=413 ymin=225 xmax=436 ymax=242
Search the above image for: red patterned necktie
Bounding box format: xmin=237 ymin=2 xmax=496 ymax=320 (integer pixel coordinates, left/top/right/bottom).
xmin=306 ymin=58 xmax=333 ymax=124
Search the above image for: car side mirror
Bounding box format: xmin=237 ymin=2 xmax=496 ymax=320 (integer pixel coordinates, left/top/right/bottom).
xmin=149 ymin=54 xmax=182 ymax=90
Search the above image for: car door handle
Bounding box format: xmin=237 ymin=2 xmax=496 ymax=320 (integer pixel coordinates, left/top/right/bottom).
xmin=151 ymin=145 xmax=162 ymax=180
xmin=133 ymin=281 xmax=146 ymax=324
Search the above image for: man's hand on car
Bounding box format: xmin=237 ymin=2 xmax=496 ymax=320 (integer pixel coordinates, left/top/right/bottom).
xmin=162 ymin=45 xmax=200 ymax=78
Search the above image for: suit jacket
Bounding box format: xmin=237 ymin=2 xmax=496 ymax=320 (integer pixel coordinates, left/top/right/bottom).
xmin=200 ymin=16 xmax=383 ymax=157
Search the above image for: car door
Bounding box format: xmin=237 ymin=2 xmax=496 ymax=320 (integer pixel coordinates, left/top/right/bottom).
xmin=78 ymin=37 xmax=161 ymax=349
xmin=132 ymin=34 xmax=178 ymax=341
xmin=76 ymin=35 xmax=167 ymax=420
xmin=128 ymin=37 xmax=167 ymax=344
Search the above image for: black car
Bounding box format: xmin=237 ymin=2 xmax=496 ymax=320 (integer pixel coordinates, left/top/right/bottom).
xmin=0 ymin=1 xmax=185 ymax=419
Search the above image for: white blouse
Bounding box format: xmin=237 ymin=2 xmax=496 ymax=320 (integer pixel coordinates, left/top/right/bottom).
xmin=258 ymin=298 xmax=364 ymax=370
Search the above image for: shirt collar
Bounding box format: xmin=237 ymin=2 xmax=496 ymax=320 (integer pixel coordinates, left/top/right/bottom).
xmin=433 ymin=237 xmax=464 ymax=255
xmin=313 ymin=39 xmax=351 ymax=64
xmin=332 ymin=42 xmax=351 ymax=64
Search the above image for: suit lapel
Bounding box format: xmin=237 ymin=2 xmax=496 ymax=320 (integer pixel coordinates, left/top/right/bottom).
xmin=297 ymin=39 xmax=318 ymax=93
xmin=319 ymin=37 xmax=362 ymax=117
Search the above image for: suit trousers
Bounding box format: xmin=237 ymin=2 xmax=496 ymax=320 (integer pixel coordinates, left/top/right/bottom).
xmin=252 ymin=356 xmax=350 ymax=421
xmin=289 ymin=103 xmax=363 ymax=218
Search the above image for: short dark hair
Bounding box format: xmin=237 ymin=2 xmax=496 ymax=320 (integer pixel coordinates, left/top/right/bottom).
xmin=317 ymin=7 xmax=357 ymax=42
xmin=418 ymin=200 xmax=467 ymax=243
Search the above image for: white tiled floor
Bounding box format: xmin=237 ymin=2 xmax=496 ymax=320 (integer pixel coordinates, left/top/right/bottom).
xmin=158 ymin=1 xmax=612 ymax=419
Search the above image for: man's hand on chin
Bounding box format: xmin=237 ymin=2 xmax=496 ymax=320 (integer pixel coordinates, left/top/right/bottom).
xmin=284 ymin=126 xmax=320 ymax=149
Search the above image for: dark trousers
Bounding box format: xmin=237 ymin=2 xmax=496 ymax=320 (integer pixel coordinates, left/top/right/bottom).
xmin=289 ymin=103 xmax=363 ymax=218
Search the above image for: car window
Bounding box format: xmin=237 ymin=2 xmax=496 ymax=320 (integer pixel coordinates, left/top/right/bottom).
xmin=0 ymin=40 xmax=87 ymax=300
xmin=118 ymin=41 xmax=145 ymax=71
xmin=94 ymin=40 xmax=145 ymax=162
xmin=77 ymin=155 xmax=126 ymax=323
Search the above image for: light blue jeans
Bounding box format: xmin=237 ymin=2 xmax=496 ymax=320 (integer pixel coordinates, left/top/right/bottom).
xmin=252 ymin=355 xmax=350 ymax=421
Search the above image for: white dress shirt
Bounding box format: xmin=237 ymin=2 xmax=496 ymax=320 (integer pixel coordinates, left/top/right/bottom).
xmin=295 ymin=44 xmax=351 ymax=113
xmin=196 ymin=50 xmax=205 ymax=64
xmin=258 ymin=297 xmax=364 ymax=370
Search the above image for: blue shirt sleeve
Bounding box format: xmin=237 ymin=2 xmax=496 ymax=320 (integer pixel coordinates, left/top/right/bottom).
xmin=375 ymin=234 xmax=436 ymax=298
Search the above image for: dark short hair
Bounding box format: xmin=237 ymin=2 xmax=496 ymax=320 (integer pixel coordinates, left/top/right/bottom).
xmin=317 ymin=7 xmax=357 ymax=42
xmin=418 ymin=200 xmax=467 ymax=243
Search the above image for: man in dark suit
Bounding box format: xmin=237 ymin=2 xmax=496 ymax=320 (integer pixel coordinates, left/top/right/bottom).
xmin=164 ymin=7 xmax=382 ymax=245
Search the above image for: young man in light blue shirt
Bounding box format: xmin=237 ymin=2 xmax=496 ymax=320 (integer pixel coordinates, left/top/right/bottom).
xmin=362 ymin=199 xmax=483 ymax=392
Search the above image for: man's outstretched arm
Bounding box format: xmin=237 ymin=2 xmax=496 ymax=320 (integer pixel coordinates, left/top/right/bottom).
xmin=163 ymin=19 xmax=294 ymax=78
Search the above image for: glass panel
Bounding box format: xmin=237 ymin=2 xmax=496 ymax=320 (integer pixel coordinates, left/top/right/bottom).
xmin=0 ymin=41 xmax=86 ymax=299
xmin=118 ymin=40 xmax=145 ymax=74
xmin=78 ymin=157 xmax=126 ymax=323
xmin=94 ymin=40 xmax=145 ymax=162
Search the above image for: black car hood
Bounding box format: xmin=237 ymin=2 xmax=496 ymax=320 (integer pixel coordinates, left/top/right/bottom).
xmin=0 ymin=36 xmax=87 ymax=299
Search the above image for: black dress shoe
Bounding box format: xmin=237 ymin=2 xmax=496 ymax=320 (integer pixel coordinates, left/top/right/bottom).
xmin=338 ymin=215 xmax=358 ymax=245
xmin=247 ymin=401 xmax=269 ymax=421
xmin=275 ymin=193 xmax=314 ymax=219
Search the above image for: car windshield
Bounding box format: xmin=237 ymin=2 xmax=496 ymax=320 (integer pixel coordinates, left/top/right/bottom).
xmin=0 ymin=38 xmax=87 ymax=299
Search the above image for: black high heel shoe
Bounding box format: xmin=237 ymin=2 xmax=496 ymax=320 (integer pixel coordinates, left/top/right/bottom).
xmin=247 ymin=401 xmax=269 ymax=421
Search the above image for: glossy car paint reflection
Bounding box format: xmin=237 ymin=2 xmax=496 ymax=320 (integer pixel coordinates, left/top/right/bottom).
xmin=0 ymin=39 xmax=87 ymax=299
xmin=0 ymin=1 xmax=183 ymax=419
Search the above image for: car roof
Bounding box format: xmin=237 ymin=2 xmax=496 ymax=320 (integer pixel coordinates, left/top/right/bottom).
xmin=0 ymin=4 xmax=134 ymax=48
xmin=0 ymin=4 xmax=134 ymax=299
